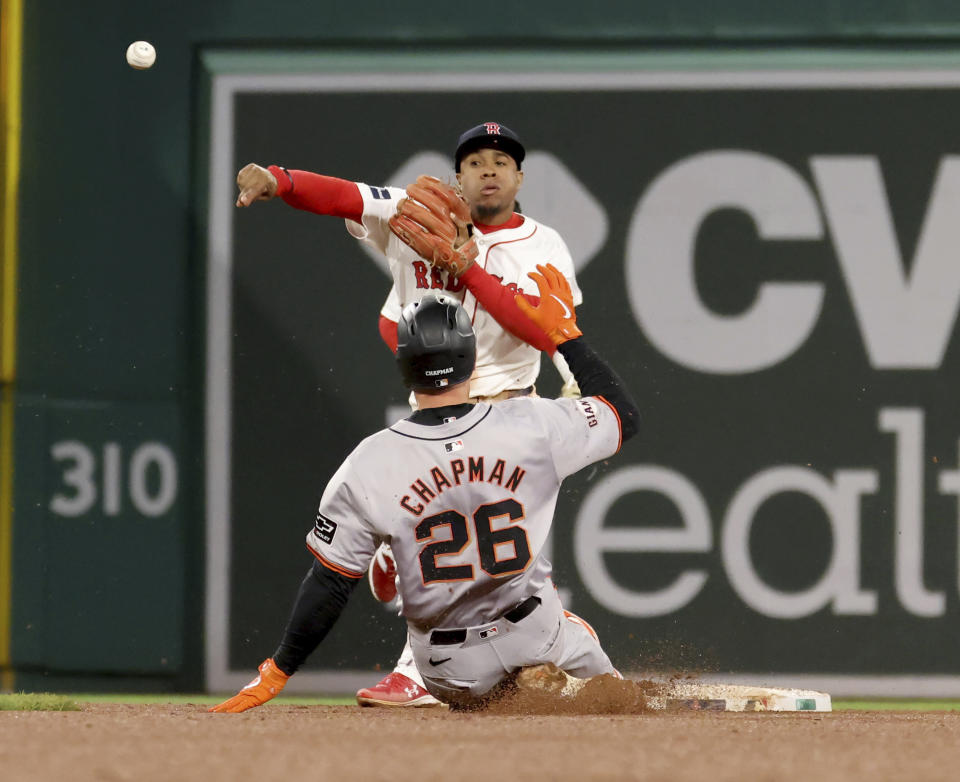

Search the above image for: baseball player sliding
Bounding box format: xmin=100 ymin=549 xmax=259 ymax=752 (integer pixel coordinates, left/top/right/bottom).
xmin=235 ymin=123 xmax=584 ymax=707
xmin=210 ymin=265 xmax=640 ymax=712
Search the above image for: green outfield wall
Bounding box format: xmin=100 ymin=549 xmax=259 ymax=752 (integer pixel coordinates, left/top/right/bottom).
xmin=5 ymin=1 xmax=960 ymax=696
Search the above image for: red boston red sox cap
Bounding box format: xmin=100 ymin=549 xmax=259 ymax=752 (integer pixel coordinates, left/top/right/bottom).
xmin=454 ymin=122 xmax=526 ymax=172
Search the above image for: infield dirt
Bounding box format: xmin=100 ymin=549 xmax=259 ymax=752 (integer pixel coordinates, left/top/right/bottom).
xmin=3 ymin=702 xmax=960 ymax=782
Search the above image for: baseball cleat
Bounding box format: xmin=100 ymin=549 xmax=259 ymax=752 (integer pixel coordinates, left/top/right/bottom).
xmin=368 ymin=544 xmax=398 ymax=603
xmin=356 ymin=672 xmax=443 ymax=707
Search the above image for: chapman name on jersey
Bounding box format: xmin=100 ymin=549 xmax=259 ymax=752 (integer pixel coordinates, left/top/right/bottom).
xmin=346 ymin=183 xmax=583 ymax=399
xmin=398 ymin=453 xmax=527 ymax=516
xmin=305 ymin=396 xmax=622 ymax=630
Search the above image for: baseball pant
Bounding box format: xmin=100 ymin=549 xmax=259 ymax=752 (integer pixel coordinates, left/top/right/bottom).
xmin=407 ymin=580 xmax=616 ymax=707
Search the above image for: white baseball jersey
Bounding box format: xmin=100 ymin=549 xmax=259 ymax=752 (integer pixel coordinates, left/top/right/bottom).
xmin=345 ymin=183 xmax=583 ymax=399
xmin=306 ymin=395 xmax=621 ymax=629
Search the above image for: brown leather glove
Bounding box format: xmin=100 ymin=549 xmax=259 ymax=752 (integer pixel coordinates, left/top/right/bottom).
xmin=209 ymin=658 xmax=290 ymax=713
xmin=515 ymin=264 xmax=583 ymax=347
xmin=388 ymin=175 xmax=478 ymax=276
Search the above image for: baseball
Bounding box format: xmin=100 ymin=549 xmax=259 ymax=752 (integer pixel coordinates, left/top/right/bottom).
xmin=126 ymin=40 xmax=156 ymax=70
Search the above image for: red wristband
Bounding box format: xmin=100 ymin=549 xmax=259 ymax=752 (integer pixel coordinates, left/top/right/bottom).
xmin=267 ymin=165 xmax=294 ymax=197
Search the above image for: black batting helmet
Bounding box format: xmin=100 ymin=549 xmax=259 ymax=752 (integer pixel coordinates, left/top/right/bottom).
xmin=396 ymin=295 xmax=477 ymax=390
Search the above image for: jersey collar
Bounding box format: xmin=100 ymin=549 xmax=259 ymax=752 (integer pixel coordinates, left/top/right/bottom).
xmin=473 ymin=213 xmax=525 ymax=234
xmin=389 ymin=403 xmax=492 ymax=441
xmin=407 ymin=402 xmax=476 ymax=426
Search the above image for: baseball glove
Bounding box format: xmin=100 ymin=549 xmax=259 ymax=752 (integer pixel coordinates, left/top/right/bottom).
xmin=388 ymin=176 xmax=478 ymax=276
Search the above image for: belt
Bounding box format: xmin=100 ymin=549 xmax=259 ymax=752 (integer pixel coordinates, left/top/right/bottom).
xmin=429 ymin=596 xmax=542 ymax=645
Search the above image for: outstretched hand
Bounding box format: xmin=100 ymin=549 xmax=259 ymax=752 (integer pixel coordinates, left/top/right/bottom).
xmin=209 ymin=658 xmax=290 ymax=713
xmin=515 ymin=264 xmax=583 ymax=347
xmin=236 ymin=163 xmax=279 ymax=207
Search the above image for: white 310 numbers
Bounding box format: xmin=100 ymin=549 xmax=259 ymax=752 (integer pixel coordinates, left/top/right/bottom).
xmin=49 ymin=440 xmax=178 ymax=518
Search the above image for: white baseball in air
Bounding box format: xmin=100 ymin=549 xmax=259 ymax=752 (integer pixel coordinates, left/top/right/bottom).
xmin=126 ymin=41 xmax=156 ymax=70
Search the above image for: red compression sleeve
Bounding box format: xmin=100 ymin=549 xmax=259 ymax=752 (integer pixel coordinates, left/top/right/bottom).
xmin=267 ymin=166 xmax=364 ymax=222
xmin=378 ymin=315 xmax=398 ymax=354
xmin=459 ymin=265 xmax=556 ymax=354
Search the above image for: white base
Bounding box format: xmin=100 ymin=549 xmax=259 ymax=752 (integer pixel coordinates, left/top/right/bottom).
xmin=652 ymin=682 xmax=832 ymax=712
xmin=552 ymin=670 xmax=832 ymax=712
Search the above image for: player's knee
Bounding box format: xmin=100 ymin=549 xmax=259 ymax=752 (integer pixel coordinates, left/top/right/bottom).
xmin=422 ymin=675 xmax=496 ymax=709
xmin=563 ymin=610 xmax=599 ymax=641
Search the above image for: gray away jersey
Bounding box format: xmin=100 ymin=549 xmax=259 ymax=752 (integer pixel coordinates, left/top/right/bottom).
xmin=306 ymin=395 xmax=622 ymax=629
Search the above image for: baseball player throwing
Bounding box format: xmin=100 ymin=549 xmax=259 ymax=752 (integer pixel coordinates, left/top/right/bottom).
xmin=235 ymin=122 xmax=584 ymax=706
xmin=210 ymin=264 xmax=639 ymax=712
xmin=235 ymin=121 xmax=581 ymax=402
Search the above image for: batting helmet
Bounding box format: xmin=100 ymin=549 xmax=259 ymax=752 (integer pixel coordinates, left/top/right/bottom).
xmin=396 ymin=295 xmax=477 ymax=390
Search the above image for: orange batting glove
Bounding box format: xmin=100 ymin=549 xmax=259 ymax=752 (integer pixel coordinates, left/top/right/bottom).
xmin=209 ymin=658 xmax=290 ymax=713
xmin=515 ymin=263 xmax=583 ymax=347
